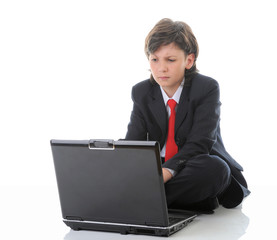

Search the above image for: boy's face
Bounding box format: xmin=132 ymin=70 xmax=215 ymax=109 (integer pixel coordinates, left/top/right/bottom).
xmin=149 ymin=42 xmax=194 ymax=97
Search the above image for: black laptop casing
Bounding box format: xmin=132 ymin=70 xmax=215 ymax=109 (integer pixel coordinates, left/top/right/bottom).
xmin=51 ymin=139 xmax=196 ymax=236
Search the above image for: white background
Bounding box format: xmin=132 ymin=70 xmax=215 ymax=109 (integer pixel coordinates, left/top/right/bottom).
xmin=0 ymin=0 xmax=276 ymax=239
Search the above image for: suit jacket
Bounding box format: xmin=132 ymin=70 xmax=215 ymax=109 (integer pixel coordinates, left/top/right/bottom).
xmin=125 ymin=73 xmax=249 ymax=195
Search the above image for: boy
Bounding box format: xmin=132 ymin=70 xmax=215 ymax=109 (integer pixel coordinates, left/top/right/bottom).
xmin=125 ymin=18 xmax=250 ymax=211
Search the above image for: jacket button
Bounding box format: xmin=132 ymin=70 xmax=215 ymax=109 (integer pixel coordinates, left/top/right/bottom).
xmin=176 ymin=160 xmax=184 ymax=165
xmin=176 ymin=159 xmax=187 ymax=166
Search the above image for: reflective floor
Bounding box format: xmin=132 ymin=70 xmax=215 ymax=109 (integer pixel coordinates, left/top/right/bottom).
xmin=1 ymin=185 xmax=275 ymax=240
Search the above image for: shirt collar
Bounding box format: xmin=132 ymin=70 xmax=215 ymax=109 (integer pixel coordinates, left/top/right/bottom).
xmin=160 ymin=78 xmax=184 ymax=105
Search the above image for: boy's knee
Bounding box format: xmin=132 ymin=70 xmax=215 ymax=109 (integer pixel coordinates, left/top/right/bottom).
xmin=189 ymin=154 xmax=231 ymax=195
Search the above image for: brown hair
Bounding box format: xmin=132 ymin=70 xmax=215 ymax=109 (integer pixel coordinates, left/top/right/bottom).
xmin=145 ymin=18 xmax=199 ymax=84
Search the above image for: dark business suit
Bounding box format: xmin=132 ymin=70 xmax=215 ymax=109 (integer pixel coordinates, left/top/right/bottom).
xmin=125 ymin=73 xmax=250 ymax=209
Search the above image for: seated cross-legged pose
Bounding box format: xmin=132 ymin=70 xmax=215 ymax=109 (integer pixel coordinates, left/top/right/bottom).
xmin=125 ymin=18 xmax=250 ymax=212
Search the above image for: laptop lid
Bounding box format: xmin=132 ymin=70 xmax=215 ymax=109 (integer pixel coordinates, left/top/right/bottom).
xmin=51 ymin=139 xmax=169 ymax=227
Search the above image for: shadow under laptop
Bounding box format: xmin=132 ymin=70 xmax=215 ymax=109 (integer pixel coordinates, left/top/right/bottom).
xmin=63 ymin=205 xmax=249 ymax=240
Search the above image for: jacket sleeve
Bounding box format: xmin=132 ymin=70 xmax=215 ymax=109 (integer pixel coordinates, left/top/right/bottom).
xmin=163 ymin=79 xmax=221 ymax=172
xmin=125 ymin=86 xmax=148 ymax=140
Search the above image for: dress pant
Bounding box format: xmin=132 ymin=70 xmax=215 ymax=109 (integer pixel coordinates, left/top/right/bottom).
xmin=164 ymin=154 xmax=233 ymax=209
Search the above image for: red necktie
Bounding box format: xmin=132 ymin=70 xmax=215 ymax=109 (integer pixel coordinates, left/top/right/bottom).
xmin=165 ymin=99 xmax=178 ymax=161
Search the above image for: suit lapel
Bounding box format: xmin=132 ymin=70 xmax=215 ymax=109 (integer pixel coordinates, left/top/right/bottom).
xmin=148 ymin=84 xmax=167 ymax=139
xmin=175 ymin=85 xmax=190 ymax=133
xmin=147 ymin=82 xmax=190 ymax=141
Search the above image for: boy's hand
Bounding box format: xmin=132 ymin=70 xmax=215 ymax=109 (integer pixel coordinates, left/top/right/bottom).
xmin=162 ymin=168 xmax=173 ymax=183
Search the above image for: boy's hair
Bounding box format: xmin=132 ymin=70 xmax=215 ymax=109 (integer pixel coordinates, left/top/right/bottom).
xmin=145 ymin=18 xmax=199 ymax=83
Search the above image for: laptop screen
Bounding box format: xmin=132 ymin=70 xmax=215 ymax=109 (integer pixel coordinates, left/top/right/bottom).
xmin=51 ymin=140 xmax=169 ymax=227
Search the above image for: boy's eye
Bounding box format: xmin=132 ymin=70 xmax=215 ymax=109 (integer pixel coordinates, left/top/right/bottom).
xmin=151 ymin=58 xmax=157 ymax=62
xmin=168 ymin=59 xmax=175 ymax=62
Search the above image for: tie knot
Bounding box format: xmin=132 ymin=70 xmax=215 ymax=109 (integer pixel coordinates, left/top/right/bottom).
xmin=167 ymin=99 xmax=177 ymax=110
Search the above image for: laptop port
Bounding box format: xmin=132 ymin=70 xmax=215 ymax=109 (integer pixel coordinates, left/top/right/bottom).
xmin=136 ymin=228 xmax=156 ymax=235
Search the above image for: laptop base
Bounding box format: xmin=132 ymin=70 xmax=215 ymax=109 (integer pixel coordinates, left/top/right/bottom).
xmin=64 ymin=216 xmax=195 ymax=237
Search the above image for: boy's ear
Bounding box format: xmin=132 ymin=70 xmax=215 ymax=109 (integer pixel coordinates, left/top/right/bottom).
xmin=185 ymin=54 xmax=195 ymax=69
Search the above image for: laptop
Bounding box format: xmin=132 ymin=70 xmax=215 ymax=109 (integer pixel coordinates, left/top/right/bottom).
xmin=51 ymin=139 xmax=197 ymax=237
